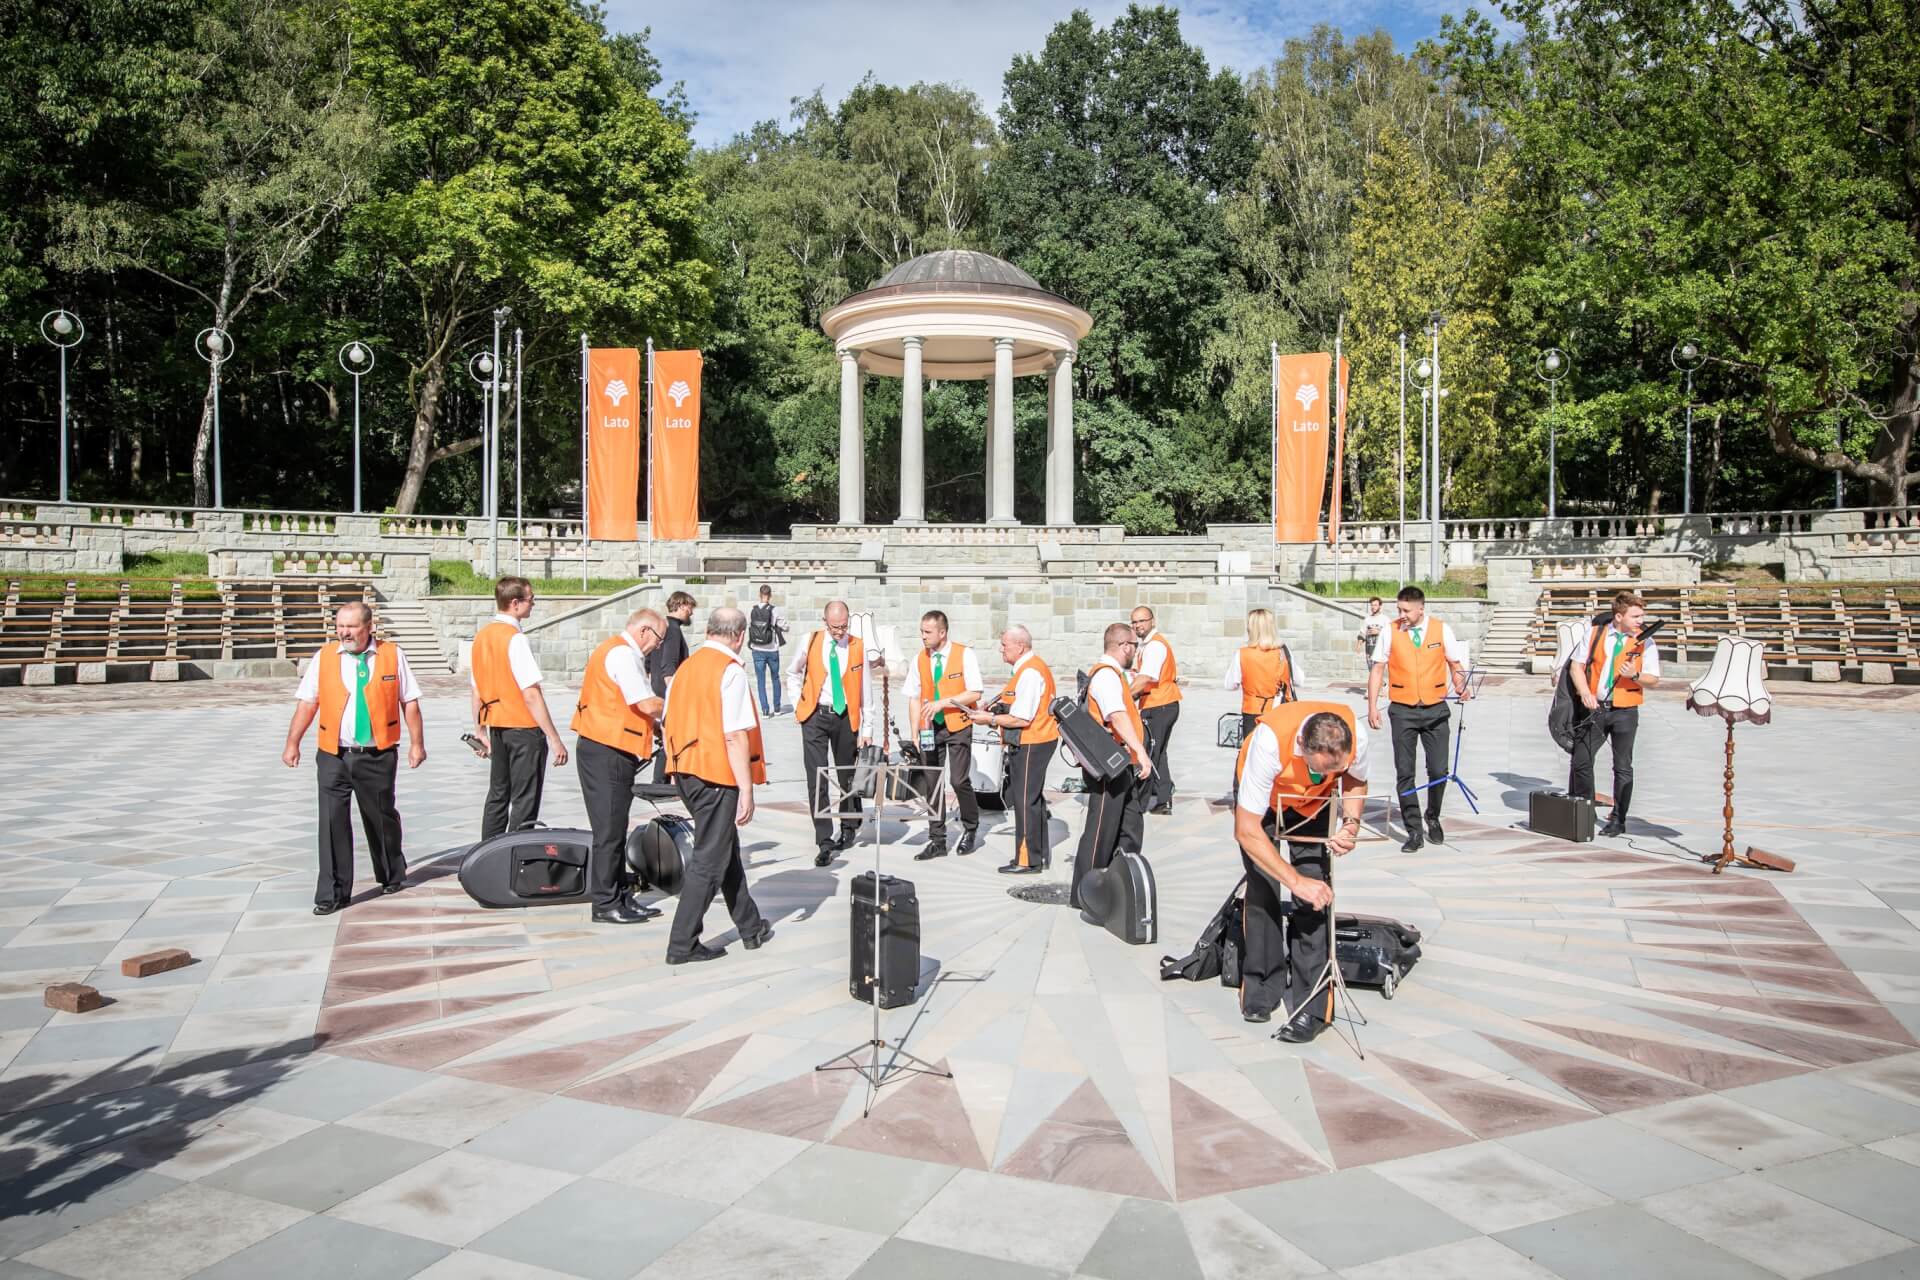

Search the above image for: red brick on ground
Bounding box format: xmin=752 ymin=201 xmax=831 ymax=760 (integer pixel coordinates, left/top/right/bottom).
xmin=45 ymin=983 xmax=104 ymax=1013
xmin=120 ymin=948 xmax=193 ymax=979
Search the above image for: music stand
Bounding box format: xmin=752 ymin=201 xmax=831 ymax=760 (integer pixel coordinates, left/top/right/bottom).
xmin=1264 ymin=780 xmax=1369 ymax=1058
xmin=1397 ymin=666 xmax=1486 ymax=815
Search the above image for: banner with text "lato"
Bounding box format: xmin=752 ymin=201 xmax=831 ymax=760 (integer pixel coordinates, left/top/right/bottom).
xmin=1274 ymin=352 xmax=1333 ymax=543
xmin=650 ymin=349 xmax=701 ymax=541
xmin=587 ymin=347 xmax=642 ymax=541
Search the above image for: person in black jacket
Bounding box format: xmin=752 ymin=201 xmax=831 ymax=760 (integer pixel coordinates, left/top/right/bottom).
xmin=645 ymin=591 xmax=695 ymax=782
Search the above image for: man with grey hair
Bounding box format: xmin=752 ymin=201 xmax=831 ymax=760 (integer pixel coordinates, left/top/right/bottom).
xmin=573 ymin=607 xmax=668 ymax=924
xmin=284 ymin=601 xmax=425 ymax=913
xmin=969 ymin=624 xmax=1060 ymax=874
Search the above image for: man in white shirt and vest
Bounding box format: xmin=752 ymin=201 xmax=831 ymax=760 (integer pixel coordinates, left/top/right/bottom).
xmin=969 ymin=624 xmax=1060 ymax=875
xmin=1567 ymin=590 xmax=1661 ymax=837
xmin=1129 ymin=606 xmax=1182 ymax=815
xmin=572 ymin=607 xmax=668 ymax=925
xmin=908 ymin=609 xmax=983 ymax=859
xmin=283 ymin=601 xmax=425 ymax=914
xmin=470 ymin=575 xmax=568 ymax=840
xmin=786 ymin=599 xmax=874 ymax=866
xmin=1072 ymin=623 xmax=1154 ymax=909
xmin=1366 ymin=585 xmax=1471 ymax=852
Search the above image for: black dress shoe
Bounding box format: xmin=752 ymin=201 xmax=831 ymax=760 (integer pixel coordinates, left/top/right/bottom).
xmin=312 ymin=901 xmax=343 ymax=916
xmin=1274 ymin=1015 xmax=1327 ymax=1044
xmin=813 ymin=848 xmax=835 ymax=868
xmin=833 ymin=828 xmax=860 ymax=851
xmin=913 ymin=847 xmax=948 ymax=861
xmin=1426 ymin=817 xmax=1445 ymax=844
xmin=1600 ymin=816 xmax=1627 ymax=838
xmin=1243 ymin=1007 xmax=1273 ymax=1024
xmin=1149 ymin=804 xmax=1174 ymax=817
xmin=740 ymin=924 xmax=775 ymax=951
xmin=1400 ymin=831 xmax=1425 ymax=853
xmin=954 ymin=828 xmax=980 ymax=856
xmin=381 ymin=882 xmax=403 ymax=895
xmin=997 ymin=861 xmax=1041 ymax=875
xmin=592 ymin=902 xmax=652 ymax=925
xmin=666 ymin=943 xmax=727 ymax=965
xmin=623 ymin=897 xmax=664 ymax=920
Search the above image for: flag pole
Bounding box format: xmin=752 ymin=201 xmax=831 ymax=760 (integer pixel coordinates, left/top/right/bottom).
xmin=1270 ymin=339 xmax=1278 ymax=584
xmin=645 ymin=338 xmax=655 ymax=582
xmin=1330 ymin=316 xmax=1345 ymax=587
xmin=579 ymin=332 xmax=589 ymax=592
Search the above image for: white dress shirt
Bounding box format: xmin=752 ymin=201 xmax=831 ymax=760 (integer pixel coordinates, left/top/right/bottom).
xmin=664 ymin=639 xmax=758 ymax=733
xmin=1223 ymin=647 xmax=1309 ymax=693
xmin=1001 ymin=651 xmax=1052 ymax=723
xmin=471 ymin=612 xmax=543 ymax=692
xmin=294 ymin=638 xmax=422 ymax=748
xmin=917 ymin=641 xmax=984 ymax=701
xmin=1369 ymin=614 xmax=1472 ymax=668
xmin=1136 ymin=630 xmax=1172 ymax=683
xmin=1236 ymin=716 xmax=1372 ymax=816
xmin=785 ymin=631 xmax=875 ymax=713
xmin=604 ymin=632 xmax=653 ymax=706
xmin=1086 ymin=659 xmax=1131 ymax=725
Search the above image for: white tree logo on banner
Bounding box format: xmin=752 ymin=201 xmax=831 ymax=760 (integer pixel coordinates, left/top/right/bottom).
xmin=603 ymin=378 xmax=630 ymax=406
xmin=666 ymin=380 xmax=692 ymax=407
xmin=1294 ymin=383 xmax=1319 ymax=413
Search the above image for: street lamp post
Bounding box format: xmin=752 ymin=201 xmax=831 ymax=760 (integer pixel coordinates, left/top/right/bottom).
xmin=40 ymin=311 xmax=84 ymax=504
xmin=467 ymin=349 xmax=497 ymax=560
xmin=1536 ymin=348 xmax=1569 ymax=520
xmin=338 ymin=341 xmax=375 ymax=514
xmin=1398 ymin=330 xmax=1408 ymax=582
xmin=489 ymin=308 xmax=509 ymax=577
xmin=1413 ymin=315 xmax=1444 ymax=582
xmin=196 ymin=327 xmax=235 ymax=508
xmin=513 ymin=326 xmax=524 ymax=574
xmin=1671 ymin=340 xmax=1704 ymax=516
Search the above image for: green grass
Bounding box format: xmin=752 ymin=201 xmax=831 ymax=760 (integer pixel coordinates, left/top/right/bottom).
xmin=123 ymin=551 xmax=210 ymax=577
xmin=427 ymin=559 xmax=652 ymax=597
xmin=1302 ymin=577 xmax=1487 ymax=600
xmin=8 ymin=573 xmax=222 ymax=601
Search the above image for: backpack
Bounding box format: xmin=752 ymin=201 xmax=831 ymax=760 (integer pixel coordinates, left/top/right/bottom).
xmin=1159 ymin=877 xmax=1247 ymax=986
xmin=749 ymin=603 xmax=776 ymax=647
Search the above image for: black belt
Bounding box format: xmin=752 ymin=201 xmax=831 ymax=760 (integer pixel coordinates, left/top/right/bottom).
xmin=336 ymin=745 xmax=393 ymax=756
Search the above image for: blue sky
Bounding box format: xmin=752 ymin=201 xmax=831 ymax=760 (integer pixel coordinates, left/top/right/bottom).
xmin=606 ymin=1 xmax=1481 ymax=147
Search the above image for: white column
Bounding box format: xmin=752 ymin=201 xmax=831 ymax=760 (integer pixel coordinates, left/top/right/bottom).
xmin=898 ymin=336 xmax=925 ymax=523
xmin=1047 ymin=350 xmax=1075 ymax=525
xmin=989 ymin=337 xmax=1016 ymax=523
xmin=983 ymin=369 xmax=997 ymax=520
xmin=838 ymin=348 xmax=863 ymax=525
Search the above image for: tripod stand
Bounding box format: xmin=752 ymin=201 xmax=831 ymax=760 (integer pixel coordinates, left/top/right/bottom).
xmin=1267 ymin=783 xmax=1369 ymax=1058
xmin=1396 ymin=667 xmax=1485 ymax=816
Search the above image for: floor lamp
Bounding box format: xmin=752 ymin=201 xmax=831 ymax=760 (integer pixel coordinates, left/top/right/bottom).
xmin=1686 ymin=636 xmax=1795 ymax=874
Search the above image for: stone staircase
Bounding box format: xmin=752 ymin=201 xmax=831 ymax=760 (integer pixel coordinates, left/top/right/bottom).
xmin=1478 ymin=602 xmax=1538 ymax=673
xmin=376 ymin=599 xmax=449 ymax=671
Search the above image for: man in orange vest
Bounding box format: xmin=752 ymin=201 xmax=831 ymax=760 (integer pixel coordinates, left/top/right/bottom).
xmin=663 ymin=606 xmax=772 ymax=964
xmin=1234 ymin=702 xmax=1367 ymax=1040
xmin=572 ymin=607 xmax=668 ymax=925
xmin=1567 ymin=590 xmax=1661 ymax=837
xmin=470 ymin=576 xmax=569 ymax=840
xmin=1129 ymin=606 xmax=1181 ymax=815
xmin=908 ymin=609 xmax=983 ymax=859
xmin=785 ymin=599 xmax=873 ymax=866
xmin=282 ymin=601 xmax=425 ymax=914
xmin=1366 ymin=585 xmax=1471 ymax=852
xmin=1071 ymin=623 xmax=1154 ymax=908
xmin=968 ymin=624 xmax=1059 ymax=875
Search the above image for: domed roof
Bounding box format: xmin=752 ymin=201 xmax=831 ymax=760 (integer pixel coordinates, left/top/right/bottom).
xmin=872 ymin=249 xmax=1044 ymax=293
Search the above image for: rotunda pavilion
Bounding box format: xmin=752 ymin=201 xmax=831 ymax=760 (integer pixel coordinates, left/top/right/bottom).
xmin=820 ymin=249 xmax=1094 ymax=525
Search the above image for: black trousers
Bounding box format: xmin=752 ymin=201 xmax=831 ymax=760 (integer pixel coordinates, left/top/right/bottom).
xmin=1008 ymin=739 xmax=1057 ymax=868
xmin=668 ymin=775 xmax=766 ymax=960
xmin=801 ymin=706 xmax=862 ymax=849
xmin=925 ymin=724 xmax=978 ymax=843
xmin=1241 ymin=804 xmax=1332 ymax=1023
xmin=1072 ymin=766 xmax=1143 ymax=909
xmin=1140 ymin=703 xmax=1180 ymax=809
xmin=481 ymin=726 xmax=548 ymax=841
xmin=1389 ymin=702 xmax=1452 ymax=826
xmin=315 ymin=747 xmax=405 ymax=906
xmin=1569 ymin=704 xmax=1638 ymax=817
xmin=575 ymin=736 xmax=638 ymax=911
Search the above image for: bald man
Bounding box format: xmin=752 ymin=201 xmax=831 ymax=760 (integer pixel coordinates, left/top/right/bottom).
xmin=787 ymin=600 xmax=874 ymax=866
xmin=573 ymin=608 xmax=668 ymax=925
xmin=969 ymin=624 xmax=1059 ymax=875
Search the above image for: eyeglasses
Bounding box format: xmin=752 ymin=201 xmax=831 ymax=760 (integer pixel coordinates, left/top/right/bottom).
xmin=639 ymin=626 xmax=663 ymax=642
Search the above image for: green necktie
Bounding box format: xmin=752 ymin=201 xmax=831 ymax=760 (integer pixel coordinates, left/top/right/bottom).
xmin=1409 ymin=626 xmax=1424 ymax=649
xmin=828 ymin=640 xmax=846 ymax=714
xmin=1601 ymin=631 xmax=1626 ymax=698
xmin=352 ymin=649 xmax=373 ymax=745
xmin=1307 ymin=769 xmax=1324 ymax=785
xmin=932 ymin=651 xmax=944 ymax=691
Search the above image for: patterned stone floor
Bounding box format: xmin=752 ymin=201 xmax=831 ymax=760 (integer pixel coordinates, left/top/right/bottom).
xmin=3 ymin=673 xmax=1920 ymax=1279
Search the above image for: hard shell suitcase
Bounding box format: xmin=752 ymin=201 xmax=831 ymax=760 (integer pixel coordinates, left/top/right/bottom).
xmin=1079 ymin=849 xmax=1158 ymax=946
xmin=627 ymin=813 xmax=693 ymax=896
xmin=1049 ymin=694 xmax=1129 ymax=780
xmin=459 ymin=828 xmax=595 ymax=908
xmin=850 ymin=871 xmax=920 ymax=1009
xmin=1529 ymin=790 xmax=1595 ymax=843
xmin=1334 ymin=914 xmax=1422 ymax=999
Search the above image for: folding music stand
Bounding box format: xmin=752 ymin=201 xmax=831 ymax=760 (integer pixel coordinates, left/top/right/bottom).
xmin=1265 ymin=780 xmax=1369 ymax=1058
xmin=1397 ymin=666 xmax=1486 ymax=815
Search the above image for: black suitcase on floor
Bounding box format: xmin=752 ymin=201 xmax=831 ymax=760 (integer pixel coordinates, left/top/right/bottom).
xmin=850 ymin=871 xmax=920 ymax=1008
xmin=1080 ymin=850 xmax=1159 ymax=946
xmin=627 ymin=814 xmax=693 ymax=896
xmin=1529 ymin=790 xmax=1595 ymax=843
xmin=1049 ymin=694 xmax=1129 ymax=779
xmin=459 ymin=828 xmax=596 ymax=907
xmin=1335 ymin=914 xmax=1422 ymax=998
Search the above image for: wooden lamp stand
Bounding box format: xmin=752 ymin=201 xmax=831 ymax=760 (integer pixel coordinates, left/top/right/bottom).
xmin=1704 ymin=718 xmax=1795 ymax=875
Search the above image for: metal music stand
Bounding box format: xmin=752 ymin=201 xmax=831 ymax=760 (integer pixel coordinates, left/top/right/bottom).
xmin=1267 ymin=780 xmax=1369 ymax=1058
xmin=1397 ymin=666 xmax=1486 ymax=815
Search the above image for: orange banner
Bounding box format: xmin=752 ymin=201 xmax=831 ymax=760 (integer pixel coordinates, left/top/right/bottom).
xmin=587 ymin=347 xmax=641 ymax=540
xmin=1274 ymin=352 xmax=1332 ymax=542
xmin=1326 ymin=356 xmax=1350 ymax=546
xmin=650 ymin=349 xmax=702 ymax=541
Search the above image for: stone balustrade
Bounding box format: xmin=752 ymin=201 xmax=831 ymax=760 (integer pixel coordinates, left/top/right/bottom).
xmin=239 ymin=510 xmax=338 ymax=535
xmin=791 ymin=523 xmax=1120 ymax=545
xmin=1 ymin=521 xmax=66 ymax=547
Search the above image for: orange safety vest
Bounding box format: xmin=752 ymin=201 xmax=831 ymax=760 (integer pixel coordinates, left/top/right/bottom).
xmin=993 ymin=654 xmax=1059 ymax=744
xmin=665 ymin=645 xmax=767 ymax=788
xmin=315 ymin=641 xmax=401 ymax=755
xmin=1585 ymin=622 xmax=1646 ymax=709
xmin=570 ymin=634 xmax=655 ymax=757
xmin=1387 ymin=617 xmax=1452 ymax=707
xmin=1086 ymin=657 xmax=1144 ymax=751
xmin=1237 ymin=646 xmax=1293 ymax=715
xmin=472 ymin=620 xmax=537 ymax=729
xmin=1138 ymin=634 xmax=1183 ymax=709
xmin=795 ymin=631 xmax=863 ymax=732
xmin=1235 ymin=700 xmax=1356 ymax=819
xmin=917 ymin=642 xmax=972 ymax=733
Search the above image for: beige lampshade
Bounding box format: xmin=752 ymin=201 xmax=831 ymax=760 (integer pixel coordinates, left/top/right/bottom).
xmin=1687 ymin=636 xmax=1773 ymax=725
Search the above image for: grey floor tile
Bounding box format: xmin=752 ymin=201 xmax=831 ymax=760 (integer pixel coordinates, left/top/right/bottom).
xmin=1812 ymin=1247 xmax=1920 ymax=1279
xmin=201 ymin=1123 xmax=440 ymax=1211
xmin=0 ymin=943 xmax=119 ymax=973
xmin=0 ymin=1168 xmax=183 ymax=1258
xmin=0 ymin=1000 xmax=52 ymax=1034
xmin=1077 ymin=1198 xmax=1203 ymax=1280
xmin=9 ymin=1017 xmax=183 ymax=1068
xmin=471 ymin=1178 xmax=717 ymax=1280
xmin=1500 ymin=1117 xmax=1738 ymax=1200
xmin=243 ymin=1057 xmax=434 ymax=1122
xmin=848 ymin=1238 xmax=1065 ymax=1280
xmin=1762 ymin=1149 xmax=1920 ymax=1239
xmin=190 ymin=976 xmax=327 ymax=1014
xmin=736 ymin=1145 xmax=957 ymax=1235
xmin=188 ymin=1212 xmax=450 ymax=1279
xmin=463 ymin=1098 xmax=672 ymax=1175
xmin=1230 ymin=1168 xmax=1477 ymax=1270
xmin=1496 ymin=1204 xmax=1778 ymax=1280
xmin=1723 ymin=1076 xmax=1920 ymax=1146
